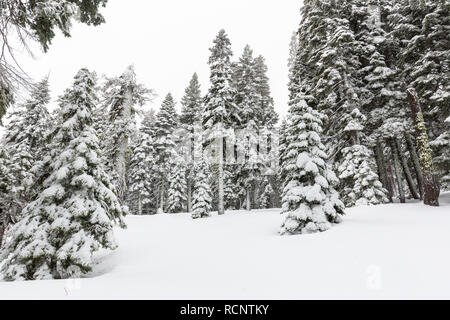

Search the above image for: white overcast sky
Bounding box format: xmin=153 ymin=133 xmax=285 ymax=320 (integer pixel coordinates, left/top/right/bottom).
xmin=16 ymin=0 xmax=302 ymax=120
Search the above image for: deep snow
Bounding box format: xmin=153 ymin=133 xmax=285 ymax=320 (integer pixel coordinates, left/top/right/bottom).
xmin=0 ymin=193 xmax=449 ymax=299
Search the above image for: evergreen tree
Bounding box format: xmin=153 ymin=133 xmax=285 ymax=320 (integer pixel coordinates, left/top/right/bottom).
xmin=1 ymin=78 xmax=51 ymax=221
xmin=288 ymin=31 xmax=299 ymax=80
xmin=152 ymin=93 xmax=178 ymax=213
xmin=180 ymin=73 xmax=203 ymax=212
xmin=338 ymin=109 xmax=388 ymax=206
xmin=280 ymin=95 xmax=345 ymax=235
xmin=233 ymin=45 xmax=261 ymax=211
xmin=166 ymin=158 xmax=187 ymax=214
xmin=192 ymin=158 xmax=212 ymax=219
xmin=390 ymin=0 xmax=450 ymax=186
xmin=0 ymin=69 xmax=126 ymax=281
xmin=203 ymin=29 xmax=239 ymax=215
xmin=103 ymin=65 xmax=151 ymax=203
xmin=0 ymin=146 xmax=14 ymax=247
xmin=127 ymin=120 xmax=155 ymax=215
xmin=258 ymin=177 xmax=274 ymax=209
xmin=254 ymin=55 xmax=278 ymax=128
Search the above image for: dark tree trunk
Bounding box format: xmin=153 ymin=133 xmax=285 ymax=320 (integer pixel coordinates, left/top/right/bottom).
xmin=406 ymin=88 xmax=440 ymax=206
xmin=187 ymin=178 xmax=192 ymax=213
xmin=405 ymin=131 xmax=424 ymax=200
xmin=0 ymin=214 xmax=5 ymax=248
xmin=394 ymin=137 xmax=419 ymax=199
xmin=386 ymin=158 xmax=396 ymax=198
xmin=389 ymin=138 xmax=406 ymax=203
xmin=374 ymin=140 xmax=393 ymax=202
xmin=0 ymin=224 xmax=4 ymax=248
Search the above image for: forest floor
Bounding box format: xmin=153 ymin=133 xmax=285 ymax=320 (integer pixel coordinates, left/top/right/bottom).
xmin=0 ymin=192 xmax=449 ymax=299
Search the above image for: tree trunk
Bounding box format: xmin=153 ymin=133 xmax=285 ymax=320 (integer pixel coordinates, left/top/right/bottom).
xmin=159 ymin=182 xmax=165 ymax=212
xmin=406 ymin=88 xmax=440 ymax=206
xmin=217 ymin=136 xmax=225 ymax=215
xmin=405 ymin=131 xmax=424 ymax=200
xmin=138 ymin=193 xmax=142 ymax=215
xmin=187 ymin=177 xmax=192 ymax=213
xmin=374 ymin=140 xmax=393 ymax=202
xmin=114 ymin=88 xmax=133 ymax=203
xmin=0 ymin=221 xmax=5 ymax=249
xmin=394 ymin=137 xmax=419 ymax=199
xmin=246 ymin=188 xmax=251 ymax=211
xmin=386 ymin=158 xmax=396 ymax=198
xmin=389 ymin=139 xmax=406 ymax=203
xmin=253 ymin=184 xmax=259 ymax=209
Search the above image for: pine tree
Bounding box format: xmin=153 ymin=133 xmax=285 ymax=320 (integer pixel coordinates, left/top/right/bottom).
xmin=1 ymin=78 xmax=51 ymax=221
xmin=203 ymin=29 xmax=239 ymax=215
xmin=254 ymin=55 xmax=278 ymax=129
xmin=0 ymin=146 xmax=14 ymax=247
xmin=280 ymin=95 xmax=345 ymax=235
xmin=338 ymin=108 xmax=388 ymax=206
xmin=103 ymin=65 xmax=151 ymax=203
xmin=390 ymin=0 xmax=450 ymax=186
xmin=192 ymin=158 xmax=212 ymax=219
xmin=431 ymin=117 xmax=450 ymax=190
xmin=127 ymin=119 xmax=155 ymax=215
xmin=152 ymin=93 xmax=178 ymax=213
xmin=0 ymin=69 xmax=126 ymax=281
xmin=166 ymin=158 xmax=187 ymax=214
xmin=258 ymin=178 xmax=274 ymax=209
xmin=288 ymin=31 xmax=299 ymax=80
xmin=180 ymin=73 xmax=203 ymax=212
xmin=233 ymin=45 xmax=261 ymax=211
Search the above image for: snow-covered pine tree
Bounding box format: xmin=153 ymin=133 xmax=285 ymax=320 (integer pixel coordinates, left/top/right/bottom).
xmin=152 ymin=93 xmax=178 ymax=213
xmin=280 ymin=95 xmax=345 ymax=235
xmin=1 ymin=78 xmax=51 ymax=221
xmin=192 ymin=158 xmax=212 ymax=219
xmin=203 ymin=29 xmax=239 ymax=215
xmin=288 ymin=31 xmax=299 ymax=81
xmin=337 ymin=108 xmax=388 ymax=207
xmin=180 ymin=73 xmax=203 ymax=212
xmin=253 ymin=55 xmax=279 ymax=129
xmin=0 ymin=146 xmax=14 ymax=247
xmin=103 ymin=65 xmax=151 ymax=203
xmin=127 ymin=119 xmax=155 ymax=215
xmin=258 ymin=177 xmax=274 ymax=209
xmin=166 ymin=158 xmax=187 ymax=214
xmin=389 ymin=0 xmax=449 ymax=188
xmin=233 ymin=45 xmax=261 ymax=211
xmin=431 ymin=117 xmax=450 ymax=190
xmin=0 ymin=68 xmax=126 ymax=281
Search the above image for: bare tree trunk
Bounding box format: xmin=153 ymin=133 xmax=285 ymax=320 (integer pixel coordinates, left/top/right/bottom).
xmin=389 ymin=139 xmax=406 ymax=203
xmin=406 ymin=88 xmax=440 ymax=206
xmin=218 ymin=136 xmax=225 ymax=215
xmin=405 ymin=131 xmax=424 ymax=200
xmin=394 ymin=137 xmax=419 ymax=199
xmin=246 ymin=188 xmax=251 ymax=211
xmin=374 ymin=140 xmax=393 ymax=202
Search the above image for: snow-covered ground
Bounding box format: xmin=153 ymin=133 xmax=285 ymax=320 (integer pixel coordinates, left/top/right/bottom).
xmin=1 ymin=193 xmax=449 ymax=300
